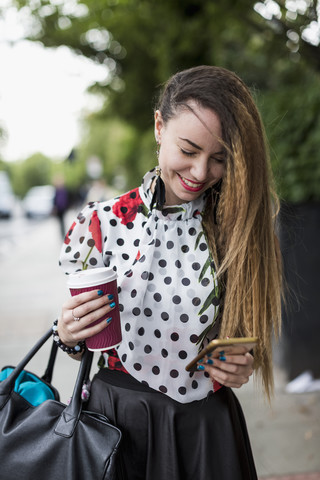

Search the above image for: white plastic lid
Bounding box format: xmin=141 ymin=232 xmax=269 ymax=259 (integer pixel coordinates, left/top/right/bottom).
xmin=67 ymin=267 xmax=117 ymax=288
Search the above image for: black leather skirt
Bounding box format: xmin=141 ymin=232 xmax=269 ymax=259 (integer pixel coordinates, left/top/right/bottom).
xmin=87 ymin=368 xmax=257 ymax=480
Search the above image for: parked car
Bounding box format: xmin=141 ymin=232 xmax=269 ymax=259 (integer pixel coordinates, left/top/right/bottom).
xmin=22 ymin=185 xmax=55 ymax=218
xmin=0 ymin=171 xmax=15 ymax=218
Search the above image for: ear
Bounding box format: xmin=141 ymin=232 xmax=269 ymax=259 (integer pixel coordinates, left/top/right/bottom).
xmin=154 ymin=110 xmax=164 ymax=143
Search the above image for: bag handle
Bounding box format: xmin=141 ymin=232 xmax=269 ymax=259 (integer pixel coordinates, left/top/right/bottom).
xmin=42 ymin=340 xmax=58 ymax=384
xmin=0 ymin=328 xmax=94 ymax=438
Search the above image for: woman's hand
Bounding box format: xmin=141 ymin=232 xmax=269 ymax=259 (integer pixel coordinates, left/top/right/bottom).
xmin=199 ymin=350 xmax=254 ymax=389
xmin=58 ymin=289 xmax=116 ymax=347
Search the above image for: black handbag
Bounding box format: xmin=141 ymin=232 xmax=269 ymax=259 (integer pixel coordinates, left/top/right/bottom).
xmin=0 ymin=328 xmax=122 ymax=480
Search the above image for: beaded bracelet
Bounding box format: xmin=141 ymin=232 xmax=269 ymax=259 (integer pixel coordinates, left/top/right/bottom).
xmin=52 ymin=319 xmax=85 ymax=355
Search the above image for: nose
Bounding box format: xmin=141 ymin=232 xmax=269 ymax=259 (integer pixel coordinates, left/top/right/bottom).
xmin=190 ymin=156 xmax=209 ymax=182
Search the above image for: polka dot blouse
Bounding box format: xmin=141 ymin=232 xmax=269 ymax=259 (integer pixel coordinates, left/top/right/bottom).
xmin=60 ymin=168 xmax=222 ymax=403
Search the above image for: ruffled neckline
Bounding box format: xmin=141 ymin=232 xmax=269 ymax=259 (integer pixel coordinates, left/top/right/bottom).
xmin=139 ymin=168 xmax=207 ymax=222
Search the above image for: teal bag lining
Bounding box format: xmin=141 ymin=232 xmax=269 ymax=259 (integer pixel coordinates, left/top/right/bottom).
xmin=0 ymin=367 xmax=56 ymax=406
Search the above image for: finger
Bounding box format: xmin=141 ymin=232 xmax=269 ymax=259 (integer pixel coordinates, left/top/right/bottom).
xmin=71 ymin=294 xmax=116 ymax=322
xmin=64 ymin=289 xmax=105 ymax=309
xmin=203 ymin=365 xmax=251 ymax=388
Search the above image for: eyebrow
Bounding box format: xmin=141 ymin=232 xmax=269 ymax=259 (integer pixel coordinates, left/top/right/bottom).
xmin=179 ymin=137 xmax=202 ymax=150
xmin=179 ymin=137 xmax=224 ymax=156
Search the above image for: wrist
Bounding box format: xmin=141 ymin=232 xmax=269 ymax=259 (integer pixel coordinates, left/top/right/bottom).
xmin=52 ymin=319 xmax=85 ymax=355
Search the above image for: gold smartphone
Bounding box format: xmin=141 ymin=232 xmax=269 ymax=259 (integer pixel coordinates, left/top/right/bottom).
xmin=185 ymin=337 xmax=258 ymax=372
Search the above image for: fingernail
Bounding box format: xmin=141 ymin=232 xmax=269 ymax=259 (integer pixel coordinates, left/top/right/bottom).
xmin=219 ymin=355 xmax=226 ymax=362
xmin=110 ymin=302 xmax=116 ymax=308
xmin=219 ymin=350 xmax=225 ymax=355
xmin=106 ymin=317 xmax=112 ymax=324
xmin=108 ymin=294 xmax=114 ymax=300
xmin=97 ymin=290 xmax=104 ymax=296
xmin=207 ymin=353 xmax=212 ymax=357
xmin=198 ymin=358 xmax=204 ymax=363
xmin=207 ymin=359 xmax=214 ymax=365
xmin=197 ymin=364 xmax=205 ymax=371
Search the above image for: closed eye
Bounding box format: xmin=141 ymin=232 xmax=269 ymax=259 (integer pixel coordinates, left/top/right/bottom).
xmin=181 ymin=148 xmax=196 ymax=157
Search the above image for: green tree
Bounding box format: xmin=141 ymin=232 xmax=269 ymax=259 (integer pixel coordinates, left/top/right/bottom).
xmin=4 ymin=0 xmax=320 ymax=200
xmin=10 ymin=152 xmax=52 ymax=197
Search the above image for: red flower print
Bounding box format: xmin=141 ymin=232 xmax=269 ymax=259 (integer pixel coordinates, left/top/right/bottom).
xmin=88 ymin=210 xmax=102 ymax=253
xmin=64 ymin=221 xmax=76 ymax=245
xmin=112 ymin=188 xmax=143 ymax=225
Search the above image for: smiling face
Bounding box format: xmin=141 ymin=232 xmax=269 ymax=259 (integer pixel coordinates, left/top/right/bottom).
xmin=154 ymin=102 xmax=225 ymax=206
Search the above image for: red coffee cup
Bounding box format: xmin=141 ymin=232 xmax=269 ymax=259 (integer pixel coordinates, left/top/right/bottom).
xmin=67 ymin=267 xmax=122 ymax=351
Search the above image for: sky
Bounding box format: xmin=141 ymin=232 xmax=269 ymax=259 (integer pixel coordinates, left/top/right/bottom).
xmin=0 ymin=7 xmax=108 ymax=162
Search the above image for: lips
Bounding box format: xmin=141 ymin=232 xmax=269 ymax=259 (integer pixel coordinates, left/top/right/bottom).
xmin=178 ymin=174 xmax=205 ymax=192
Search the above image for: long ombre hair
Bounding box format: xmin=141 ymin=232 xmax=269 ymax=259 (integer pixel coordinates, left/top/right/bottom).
xmin=157 ymin=65 xmax=283 ymax=398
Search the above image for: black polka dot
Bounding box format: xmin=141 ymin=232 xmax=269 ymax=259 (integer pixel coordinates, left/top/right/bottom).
xmin=134 ymin=239 xmax=140 ymax=247
xmin=144 ymin=308 xmax=152 ymax=317
xmin=192 ymin=380 xmax=199 ymax=389
xmin=180 ymin=314 xmax=189 ymax=323
xmin=125 ymin=323 xmax=130 ymax=332
xmin=103 ymin=206 xmax=111 ymax=212
xmin=167 ymin=241 xmax=174 ymax=249
xmin=182 ymin=278 xmax=190 ymax=286
xmin=192 ymin=262 xmax=201 ymax=271
xmin=178 ymin=350 xmax=187 ymax=359
xmin=89 ymin=258 xmax=98 ymax=266
xmin=65 ymin=246 xmax=71 ymax=253
xmin=152 ymin=366 xmax=160 ymax=375
xmin=110 ymin=219 xmax=117 ymax=226
xmin=173 ymin=295 xmax=181 ymax=304
xmin=154 ymin=293 xmax=162 ymax=302
xmin=131 ymin=289 xmax=137 ymax=298
xmin=129 ymin=342 xmax=134 ymax=350
xmin=139 ymin=255 xmax=146 ymax=263
xmin=134 ymin=363 xmax=142 ymax=371
xmin=161 ymin=312 xmax=169 ymax=321
xmin=132 ymin=307 xmax=141 ymax=316
xmin=177 ymin=227 xmax=183 ymax=236
xmin=161 ymin=349 xmax=168 ymax=358
xmin=200 ymin=315 xmax=209 ymax=324
xmin=141 ymin=271 xmax=148 ymax=280
xmin=154 ymin=329 xmax=161 ymax=338
xmin=181 ymin=245 xmax=189 ymax=253
xmin=164 ymin=277 xmax=172 ymax=285
xmin=127 ymin=222 xmax=134 ymax=229
xmin=159 ymin=385 xmax=167 ymax=393
xmin=73 ymin=251 xmax=80 ymax=259
xmin=138 ymin=327 xmax=145 ymax=336
xmin=155 ymin=239 xmax=161 ymax=247
xmin=201 ymin=278 xmax=210 ymax=287
xmin=121 ymin=354 xmax=127 ymax=362
xmin=190 ymin=334 xmax=198 ymax=343
xmin=119 ymin=303 xmax=124 ymax=312
xmin=171 ymin=332 xmax=179 ymax=341
xmin=117 ymin=238 xmax=124 ymax=246
xmin=178 ymin=387 xmax=186 ymax=395
xmin=87 ymin=238 xmax=95 ymax=247
xmin=170 ymin=370 xmax=179 ymax=378
xmin=192 ymin=297 xmax=201 ymax=306
xmin=144 ymin=345 xmax=152 ymax=354
xmin=122 ymin=253 xmax=129 ymax=260
xmin=188 ymin=227 xmax=196 ymax=236
xmin=130 ymin=191 xmax=137 ymax=199
xmin=175 ymin=260 xmax=181 ymax=268
xmin=159 ymin=259 xmax=167 ymax=267
xmin=199 ymin=242 xmax=207 ymax=251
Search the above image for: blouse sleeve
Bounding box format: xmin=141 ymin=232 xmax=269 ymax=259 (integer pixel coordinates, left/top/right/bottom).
xmin=59 ymin=202 xmax=105 ymax=275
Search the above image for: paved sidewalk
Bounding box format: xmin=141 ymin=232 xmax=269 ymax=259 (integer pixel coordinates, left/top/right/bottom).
xmin=0 ymin=215 xmax=319 ymax=479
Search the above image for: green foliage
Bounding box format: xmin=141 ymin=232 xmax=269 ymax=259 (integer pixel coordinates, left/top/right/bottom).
xmin=259 ymin=68 xmax=320 ymax=202
xmin=9 ymin=153 xmax=52 ymax=197
xmin=3 ymin=0 xmax=320 ymax=202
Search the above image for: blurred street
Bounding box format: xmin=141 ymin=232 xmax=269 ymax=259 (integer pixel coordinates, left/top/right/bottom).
xmin=0 ymin=211 xmax=319 ymax=479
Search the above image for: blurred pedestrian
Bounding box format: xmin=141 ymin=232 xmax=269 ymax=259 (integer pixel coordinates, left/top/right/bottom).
xmin=54 ymin=66 xmax=283 ymax=479
xmin=53 ymin=175 xmax=69 ymax=239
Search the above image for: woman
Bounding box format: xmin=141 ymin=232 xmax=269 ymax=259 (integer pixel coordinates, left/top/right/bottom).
xmin=57 ymin=65 xmax=282 ymax=479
